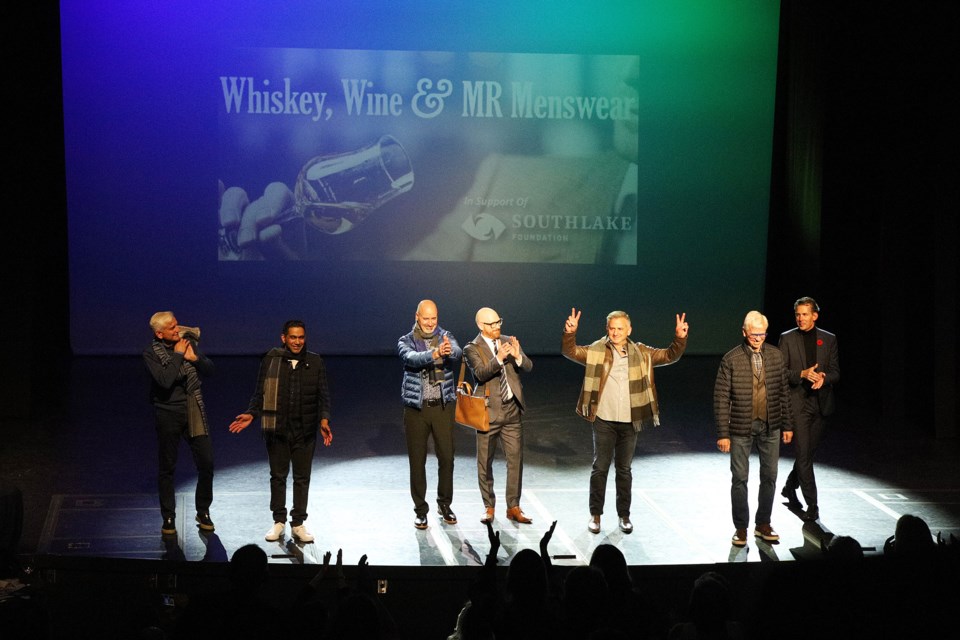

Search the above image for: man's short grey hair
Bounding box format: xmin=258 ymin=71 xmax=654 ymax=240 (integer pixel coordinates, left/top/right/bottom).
xmin=606 ymin=310 xmax=631 ymax=325
xmin=149 ymin=311 xmax=175 ymax=333
xmin=742 ymin=310 xmax=768 ymax=330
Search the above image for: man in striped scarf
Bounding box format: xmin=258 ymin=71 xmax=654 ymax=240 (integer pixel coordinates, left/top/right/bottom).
xmin=229 ymin=320 xmax=332 ymax=544
xmin=562 ymin=308 xmax=688 ymax=535
xmin=143 ymin=311 xmax=215 ymax=537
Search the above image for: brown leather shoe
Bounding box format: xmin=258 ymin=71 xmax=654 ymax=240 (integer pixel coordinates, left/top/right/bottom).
xmin=480 ymin=507 xmax=495 ymax=524
xmin=506 ymin=506 xmax=532 ymax=524
xmin=754 ymin=523 xmax=780 ymax=542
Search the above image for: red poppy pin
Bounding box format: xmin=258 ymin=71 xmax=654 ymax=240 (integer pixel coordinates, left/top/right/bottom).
xmin=817 ymin=339 xmax=823 ymax=346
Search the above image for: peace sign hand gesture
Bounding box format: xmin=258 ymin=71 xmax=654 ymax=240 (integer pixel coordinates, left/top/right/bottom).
xmin=675 ymin=312 xmax=689 ymax=339
xmin=564 ymin=308 xmax=581 ymax=333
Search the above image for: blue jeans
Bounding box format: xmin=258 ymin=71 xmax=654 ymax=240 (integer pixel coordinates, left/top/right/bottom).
xmin=730 ymin=419 xmax=780 ymax=529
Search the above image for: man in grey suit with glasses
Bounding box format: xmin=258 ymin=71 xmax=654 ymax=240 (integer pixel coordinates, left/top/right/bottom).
xmin=464 ymin=307 xmax=534 ymax=525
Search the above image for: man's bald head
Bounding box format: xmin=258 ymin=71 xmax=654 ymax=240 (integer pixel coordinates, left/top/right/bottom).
xmin=415 ymin=299 xmax=439 ymax=334
xmin=475 ymin=307 xmax=502 ymax=339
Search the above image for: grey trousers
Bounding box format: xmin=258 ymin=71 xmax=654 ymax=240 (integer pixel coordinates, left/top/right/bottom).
xmin=477 ymin=400 xmax=523 ymax=509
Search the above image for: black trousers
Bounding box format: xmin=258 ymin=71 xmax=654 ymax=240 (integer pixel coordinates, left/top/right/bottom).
xmin=403 ymin=403 xmax=455 ymax=516
xmin=155 ymin=407 xmax=214 ymax=520
xmin=785 ymin=396 xmax=826 ymax=508
xmin=589 ymin=417 xmax=637 ymax=517
xmin=266 ymin=435 xmax=316 ymax=526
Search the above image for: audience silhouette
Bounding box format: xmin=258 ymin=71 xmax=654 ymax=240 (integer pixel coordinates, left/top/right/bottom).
xmin=18 ymin=514 xmax=960 ymax=639
xmin=884 ymin=513 xmax=937 ymax=558
xmin=669 ymin=571 xmax=744 ymax=640
xmin=589 ymin=543 xmax=660 ymax=638
xmin=176 ymin=544 xmax=285 ymax=639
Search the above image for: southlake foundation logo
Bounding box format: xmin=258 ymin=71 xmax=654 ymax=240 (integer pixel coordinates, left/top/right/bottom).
xmin=462 ymin=213 xmax=507 ymax=241
xmin=462 ymin=211 xmax=633 ymax=241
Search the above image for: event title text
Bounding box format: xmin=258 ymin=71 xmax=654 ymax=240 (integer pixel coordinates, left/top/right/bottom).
xmin=219 ymin=77 xmax=636 ymax=122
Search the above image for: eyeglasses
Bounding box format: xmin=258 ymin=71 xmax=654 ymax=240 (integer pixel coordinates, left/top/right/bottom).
xmin=747 ymin=333 xmax=768 ymax=338
xmin=482 ymin=318 xmax=504 ymax=328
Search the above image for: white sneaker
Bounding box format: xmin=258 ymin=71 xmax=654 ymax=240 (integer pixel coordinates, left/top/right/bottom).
xmin=588 ymin=516 xmax=601 ymax=534
xmin=264 ymin=522 xmax=285 ymax=542
xmin=291 ymin=524 xmax=314 ymax=543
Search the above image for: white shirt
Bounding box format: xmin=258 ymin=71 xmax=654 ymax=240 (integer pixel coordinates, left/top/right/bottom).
xmin=482 ymin=336 xmax=516 ymax=400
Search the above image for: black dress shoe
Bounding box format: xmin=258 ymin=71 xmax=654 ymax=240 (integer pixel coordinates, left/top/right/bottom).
xmin=195 ymin=512 xmax=215 ymax=531
xmin=438 ymin=505 xmax=457 ymax=525
xmin=781 ymin=485 xmax=803 ymax=509
xmin=801 ymin=506 xmax=820 ymax=522
xmin=161 ymin=517 xmax=177 ymax=536
xmin=414 ymin=515 xmax=428 ymax=530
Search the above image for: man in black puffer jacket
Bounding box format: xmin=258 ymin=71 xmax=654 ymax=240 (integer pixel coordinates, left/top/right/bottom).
xmin=714 ymin=310 xmax=793 ymax=548
xmin=229 ymin=320 xmax=332 ymax=544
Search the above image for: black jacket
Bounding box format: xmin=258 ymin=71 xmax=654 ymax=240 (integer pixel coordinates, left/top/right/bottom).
xmin=244 ymin=348 xmax=330 ymax=438
xmin=714 ymin=342 xmax=793 ymax=439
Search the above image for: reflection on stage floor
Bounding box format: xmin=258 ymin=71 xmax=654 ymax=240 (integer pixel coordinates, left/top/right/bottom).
xmin=9 ymin=355 xmax=960 ymax=567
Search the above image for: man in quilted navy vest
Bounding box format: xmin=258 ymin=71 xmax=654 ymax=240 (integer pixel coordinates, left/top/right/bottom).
xmin=397 ymin=299 xmax=462 ymax=530
xmin=229 ymin=320 xmax=332 ymax=544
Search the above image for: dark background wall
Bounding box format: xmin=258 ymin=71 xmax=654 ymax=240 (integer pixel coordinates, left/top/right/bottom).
xmin=2 ymin=1 xmax=956 ymax=437
xmin=763 ymin=1 xmax=957 ymax=437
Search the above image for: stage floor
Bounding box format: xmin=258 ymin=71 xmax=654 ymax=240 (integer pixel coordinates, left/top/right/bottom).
xmin=10 ymin=355 xmax=960 ymax=567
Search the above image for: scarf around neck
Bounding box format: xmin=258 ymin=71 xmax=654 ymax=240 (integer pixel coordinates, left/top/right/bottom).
xmin=413 ymin=323 xmax=440 ymax=347
xmin=413 ymin=324 xmax=444 ymax=368
xmin=581 ymin=338 xmax=659 ymax=432
xmin=261 ymin=347 xmax=300 ymax=435
xmin=152 ymin=339 xmax=209 ymax=437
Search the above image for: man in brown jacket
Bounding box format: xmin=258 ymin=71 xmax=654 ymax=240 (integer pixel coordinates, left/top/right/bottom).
xmin=562 ymin=308 xmax=688 ymax=535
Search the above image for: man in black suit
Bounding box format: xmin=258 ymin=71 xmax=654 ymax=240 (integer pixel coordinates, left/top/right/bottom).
xmin=778 ymin=297 xmax=840 ymax=521
xmin=463 ymin=307 xmax=534 ymax=525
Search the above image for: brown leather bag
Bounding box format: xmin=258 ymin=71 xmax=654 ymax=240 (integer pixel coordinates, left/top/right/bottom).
xmin=454 ymin=361 xmax=489 ymax=432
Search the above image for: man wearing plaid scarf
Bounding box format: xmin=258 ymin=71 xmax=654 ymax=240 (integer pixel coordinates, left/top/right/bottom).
xmin=229 ymin=320 xmax=332 ymax=544
xmin=562 ymin=308 xmax=688 ymax=535
xmin=143 ymin=311 xmax=215 ymax=537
